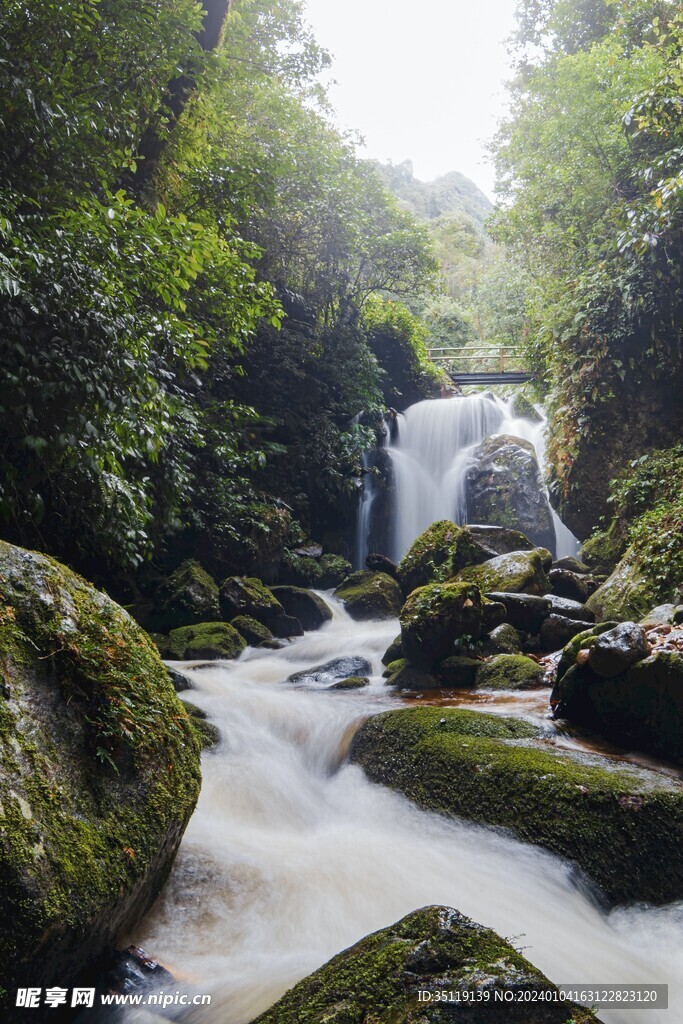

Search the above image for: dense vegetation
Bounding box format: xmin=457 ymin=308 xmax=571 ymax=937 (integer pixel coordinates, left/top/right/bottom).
xmin=492 ymin=0 xmax=683 ymax=554
xmin=0 ymin=0 xmax=441 ymax=593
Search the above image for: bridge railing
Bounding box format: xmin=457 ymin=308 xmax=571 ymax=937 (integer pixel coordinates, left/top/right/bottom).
xmin=428 ymin=345 xmax=526 ymax=373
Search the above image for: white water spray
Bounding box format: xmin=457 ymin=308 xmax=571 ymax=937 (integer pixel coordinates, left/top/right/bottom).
xmin=128 ymin=599 xmax=683 ymax=1024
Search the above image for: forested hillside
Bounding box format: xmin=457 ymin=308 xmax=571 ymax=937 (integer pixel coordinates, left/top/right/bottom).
xmin=492 ymin=0 xmax=683 ymax=604
xmin=0 ymin=0 xmax=442 ymax=595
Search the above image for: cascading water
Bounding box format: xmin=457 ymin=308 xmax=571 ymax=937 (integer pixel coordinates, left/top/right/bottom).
xmin=362 ymin=393 xmax=579 ymax=563
xmin=125 ymin=598 xmax=683 ymax=1024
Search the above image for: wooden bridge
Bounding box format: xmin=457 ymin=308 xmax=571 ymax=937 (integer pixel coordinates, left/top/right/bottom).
xmin=428 ymin=345 xmax=533 ymax=386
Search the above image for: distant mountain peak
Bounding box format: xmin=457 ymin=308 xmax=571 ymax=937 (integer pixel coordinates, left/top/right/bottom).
xmin=370 ymin=160 xmax=492 ymax=228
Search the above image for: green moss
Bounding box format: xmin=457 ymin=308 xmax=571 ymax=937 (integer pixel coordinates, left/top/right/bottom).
xmin=400 ymin=581 xmax=482 ymax=668
xmin=319 ymin=554 xmax=352 ymax=587
xmin=154 ymin=559 xmax=220 ymax=630
xmin=253 ymin=905 xmax=596 ymax=1024
xmin=0 ymin=540 xmax=201 ymax=995
xmin=581 ymin=526 xmax=624 ymax=573
xmin=167 ymin=621 xmax=246 ymax=660
xmin=456 ymin=548 xmax=551 ymax=595
xmin=333 ymin=571 xmax=402 ymax=621
xmin=475 ymin=654 xmax=545 ymax=690
xmin=219 ymin=576 xmax=283 ymax=627
xmin=350 ymin=707 xmax=683 ymax=905
xmin=329 ymin=676 xmax=370 ymax=690
xmin=396 ymin=520 xmax=462 ymax=594
xmin=381 ymin=634 xmax=403 ymax=666
xmin=230 ymin=615 xmax=274 ymax=646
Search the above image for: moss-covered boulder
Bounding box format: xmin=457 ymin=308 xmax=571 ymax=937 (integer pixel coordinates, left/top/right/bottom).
xmin=334 ymin=571 xmax=402 ymax=621
xmin=219 ymin=576 xmax=283 ymax=629
xmin=270 ymin=585 xmax=332 ymax=631
xmin=586 ymin=547 xmax=657 ymax=622
xmin=396 ymin=520 xmax=463 ymax=594
xmin=555 ymin=623 xmax=620 ymax=682
xmin=381 ymin=634 xmax=403 ymax=666
xmin=329 ymin=675 xmax=370 ymax=690
xmin=0 ymin=541 xmax=201 ymax=1005
xmin=152 ymin=558 xmax=220 ymax=630
xmin=464 ymin=524 xmax=535 ymax=556
xmin=252 ymin=906 xmax=596 ymax=1024
xmin=167 ymin=621 xmax=246 ymax=660
xmin=400 ymin=582 xmax=483 ymax=669
xmin=552 ymin=649 xmax=683 ymax=765
xmin=486 ymin=622 xmax=521 ymax=654
xmin=457 ymin=549 xmax=551 ymax=595
xmin=230 ymin=615 xmax=276 ymax=647
xmin=278 ymin=551 xmax=352 ymax=589
xmin=384 ymin=659 xmax=440 ymax=690
xmin=475 ymin=654 xmax=545 ymax=690
xmin=350 ymin=707 xmax=683 ymax=904
xmin=184 ymin=702 xmax=221 ymax=749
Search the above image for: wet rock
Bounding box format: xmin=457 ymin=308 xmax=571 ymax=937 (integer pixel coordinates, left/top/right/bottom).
xmin=466 ymin=434 xmax=556 ymax=552
xmin=641 ymin=604 xmax=683 ymax=627
xmin=153 ymin=558 xmax=220 ymax=630
xmin=485 ymin=592 xmax=552 ymax=633
xmin=396 ymin=520 xmax=463 ymax=594
xmin=540 ymin=614 xmax=593 ymax=653
xmin=219 ymin=576 xmax=284 ymax=630
xmin=274 ymin=613 xmax=304 ymax=638
xmin=270 ymin=585 xmax=332 ymax=631
xmin=102 ymin=944 xmax=174 ymax=999
xmin=0 ymin=541 xmax=201 ymax=1000
xmin=167 ymin=666 xmax=193 ymax=692
xmin=230 ymin=614 xmax=276 ymax=647
xmin=543 ymin=595 xmax=595 ymax=623
xmin=384 ymin=660 xmax=439 ymax=690
xmin=365 ymin=552 xmax=399 ymax=579
xmin=400 ymin=581 xmax=483 ymax=669
xmin=333 ymin=570 xmax=402 ymax=620
xmin=252 ymin=905 xmax=596 ymax=1024
xmin=475 ymin=653 xmax=545 ymax=690
xmin=328 ymin=675 xmax=370 ymax=690
xmin=458 ymin=548 xmax=552 ymax=595
xmin=318 ymin=554 xmax=353 ymax=588
xmin=185 ymin=702 xmax=221 ymax=748
xmin=351 ymin=706 xmax=683 ymax=905
xmin=166 ymin=621 xmax=246 ymax=660
xmin=436 ymin=655 xmax=481 ymax=687
xmin=549 ymin=568 xmax=599 ymax=603
xmin=481 ymin=597 xmax=507 ymax=631
xmin=381 ymin=633 xmax=403 ymax=665
xmin=552 ymin=556 xmax=590 ymax=573
xmin=555 ymin=622 xmax=620 ymax=682
xmin=487 ymin=622 xmax=522 ymax=654
xmin=294 ymin=543 xmax=323 ymax=559
xmin=587 ymin=622 xmax=651 ymax=678
xmin=552 ymin=651 xmax=683 ymax=765
xmin=464 ymin=524 xmax=535 ymax=555
xmin=288 ymin=656 xmax=372 ymax=686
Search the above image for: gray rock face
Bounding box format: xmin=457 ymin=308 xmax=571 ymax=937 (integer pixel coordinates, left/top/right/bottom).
xmin=549 ymin=568 xmax=599 ymax=603
xmin=288 ymin=656 xmax=372 ymax=686
xmin=588 ymin=622 xmax=651 ymax=678
xmin=540 ymin=614 xmax=594 ymax=653
xmin=466 ymin=434 xmax=556 ymax=552
xmin=543 ymin=594 xmax=595 ymax=622
xmin=464 ymin=524 xmax=535 ymax=554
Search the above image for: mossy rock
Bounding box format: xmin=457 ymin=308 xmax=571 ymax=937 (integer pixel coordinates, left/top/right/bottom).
xmin=581 ymin=526 xmax=626 ymax=574
xmin=334 ymin=571 xmax=402 ymax=621
xmin=0 ymin=541 xmax=201 ymax=1003
xmin=167 ymin=621 xmax=246 ymax=660
xmin=400 ymin=581 xmax=482 ymax=669
xmin=396 ymin=520 xmax=462 ymax=594
xmin=487 ymin=622 xmax=522 ymax=654
xmin=586 ymin=547 xmax=658 ymax=622
xmin=381 ymin=633 xmax=403 ymax=666
xmin=456 ymin=548 xmax=551 ymax=595
xmin=350 ymin=706 xmax=683 ymax=905
xmin=184 ymin=702 xmax=221 ymax=748
xmin=436 ymin=655 xmax=480 ymax=688
xmin=475 ymin=654 xmax=545 ymax=690
xmin=384 ymin=660 xmax=439 ymax=690
xmin=153 ymin=558 xmax=220 ymax=630
xmin=329 ymin=675 xmax=370 ymax=690
xmin=278 ymin=552 xmax=352 ymax=588
xmin=555 ymin=622 xmax=619 ymax=682
xmin=319 ymin=554 xmax=353 ymax=587
xmin=219 ymin=576 xmax=283 ymax=630
xmin=230 ymin=615 xmax=275 ymax=647
xmin=252 ymin=905 xmax=597 ymax=1024
xmin=270 ymin=585 xmax=332 ymax=631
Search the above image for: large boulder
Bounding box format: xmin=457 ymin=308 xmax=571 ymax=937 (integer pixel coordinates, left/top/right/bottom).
xmin=0 ymin=542 xmax=201 ymax=1005
xmin=396 ymin=520 xmax=462 ymax=594
xmin=230 ymin=615 xmax=279 ymax=648
xmin=219 ymin=576 xmax=283 ymax=629
xmin=350 ymin=706 xmax=683 ymax=904
xmin=400 ymin=581 xmax=483 ymax=669
xmin=587 ymin=622 xmax=651 ymax=678
xmin=166 ymin=621 xmax=247 ymax=660
xmin=153 ymin=558 xmax=220 ymax=630
xmin=465 ymin=435 xmax=556 ymax=552
xmin=252 ymin=906 xmax=596 ymax=1024
xmin=457 ymin=549 xmax=551 ymax=595
xmin=270 ymin=586 xmax=332 ymax=631
xmin=333 ymin=571 xmax=402 ymax=620
xmin=586 ymin=547 xmax=658 ymax=622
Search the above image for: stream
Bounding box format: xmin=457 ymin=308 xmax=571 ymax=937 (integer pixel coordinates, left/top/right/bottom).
xmin=128 ymin=597 xmax=683 ymax=1024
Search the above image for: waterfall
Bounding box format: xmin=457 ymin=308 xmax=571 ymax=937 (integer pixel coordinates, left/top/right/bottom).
xmin=359 ymin=393 xmax=580 ymax=563
xmin=126 ymin=598 xmax=683 ymax=1024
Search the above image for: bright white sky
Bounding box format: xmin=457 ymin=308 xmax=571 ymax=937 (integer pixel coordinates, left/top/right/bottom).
xmin=303 ymin=0 xmax=519 ymax=199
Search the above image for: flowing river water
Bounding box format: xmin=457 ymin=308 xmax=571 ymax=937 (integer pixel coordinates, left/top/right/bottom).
xmin=128 ymin=598 xmax=683 ymax=1024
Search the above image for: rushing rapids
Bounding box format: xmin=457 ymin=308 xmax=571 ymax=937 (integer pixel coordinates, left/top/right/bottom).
xmin=356 ymin=393 xmax=579 ymax=566
xmin=127 ymin=598 xmax=683 ymax=1024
